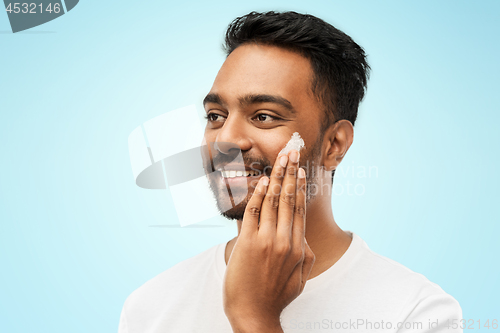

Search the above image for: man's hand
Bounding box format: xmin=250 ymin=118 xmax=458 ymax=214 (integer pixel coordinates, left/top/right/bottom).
xmin=223 ymin=149 xmax=316 ymax=333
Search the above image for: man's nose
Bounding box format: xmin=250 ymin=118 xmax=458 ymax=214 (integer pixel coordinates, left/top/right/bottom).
xmin=214 ymin=114 xmax=251 ymax=155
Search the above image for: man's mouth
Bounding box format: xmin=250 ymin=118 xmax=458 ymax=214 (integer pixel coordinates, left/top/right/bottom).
xmin=219 ymin=169 xmax=261 ymax=178
xmin=214 ymin=165 xmax=265 ymax=190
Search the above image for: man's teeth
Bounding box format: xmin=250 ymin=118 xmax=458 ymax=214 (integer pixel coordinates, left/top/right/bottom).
xmin=221 ymin=170 xmax=259 ymax=178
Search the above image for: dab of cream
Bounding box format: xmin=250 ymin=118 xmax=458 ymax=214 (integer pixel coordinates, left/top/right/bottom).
xmin=278 ymin=132 xmax=305 ymax=156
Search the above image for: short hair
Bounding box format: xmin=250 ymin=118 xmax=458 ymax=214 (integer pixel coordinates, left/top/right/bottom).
xmin=223 ymin=10 xmax=370 ymax=129
xmin=222 ymin=10 xmax=370 ymax=183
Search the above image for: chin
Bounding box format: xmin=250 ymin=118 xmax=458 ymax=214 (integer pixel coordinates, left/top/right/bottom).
xmin=207 ymin=175 xmax=253 ymax=221
xmin=217 ymin=194 xmax=249 ymax=221
xmin=220 ymin=209 xmax=245 ymax=221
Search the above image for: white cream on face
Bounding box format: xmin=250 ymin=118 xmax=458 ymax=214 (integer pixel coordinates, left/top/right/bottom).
xmin=278 ymin=132 xmax=305 ymax=157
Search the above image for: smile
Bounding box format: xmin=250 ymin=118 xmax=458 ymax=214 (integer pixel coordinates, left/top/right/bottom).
xmin=220 ymin=170 xmax=260 ymax=178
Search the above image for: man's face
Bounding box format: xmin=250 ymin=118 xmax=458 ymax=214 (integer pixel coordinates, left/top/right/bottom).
xmin=203 ymin=43 xmax=325 ymax=220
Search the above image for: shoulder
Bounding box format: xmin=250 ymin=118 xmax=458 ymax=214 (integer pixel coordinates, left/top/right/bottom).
xmin=365 ymin=250 xmax=463 ymax=331
xmin=350 ymin=233 xmax=462 ymax=322
xmin=123 ymin=242 xmax=221 ymax=307
xmin=351 ymin=233 xmax=447 ymax=294
xmin=118 ymin=243 xmax=224 ymax=332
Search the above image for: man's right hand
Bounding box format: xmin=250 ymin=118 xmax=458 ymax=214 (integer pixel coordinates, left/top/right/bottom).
xmin=222 ymin=149 xmax=316 ymax=332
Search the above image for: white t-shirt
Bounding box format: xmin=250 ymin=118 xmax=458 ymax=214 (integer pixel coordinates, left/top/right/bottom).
xmin=118 ymin=231 xmax=462 ymax=332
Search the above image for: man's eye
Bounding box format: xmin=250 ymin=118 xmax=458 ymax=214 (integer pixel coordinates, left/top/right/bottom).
xmin=204 ymin=113 xmax=225 ymax=122
xmin=254 ymin=114 xmax=279 ymax=122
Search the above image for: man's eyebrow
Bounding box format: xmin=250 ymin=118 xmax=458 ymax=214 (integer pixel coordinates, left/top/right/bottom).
xmin=239 ymin=94 xmax=296 ymax=114
xmin=203 ymin=93 xmax=225 ymax=108
xmin=203 ymin=93 xmax=296 ymax=115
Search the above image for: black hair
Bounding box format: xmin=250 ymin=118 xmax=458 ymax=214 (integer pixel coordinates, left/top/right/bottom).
xmin=223 ymin=10 xmax=370 ymax=183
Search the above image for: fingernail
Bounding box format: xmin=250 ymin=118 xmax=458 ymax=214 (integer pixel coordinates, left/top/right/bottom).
xmin=298 ymin=168 xmax=306 ymax=178
xmin=290 ymin=150 xmax=299 ymax=163
xmin=262 ymin=176 xmax=269 ymax=186
xmin=279 ymin=155 xmax=288 ymax=168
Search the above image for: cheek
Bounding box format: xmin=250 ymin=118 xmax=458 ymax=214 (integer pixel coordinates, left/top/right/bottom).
xmin=203 ymin=129 xmax=221 ymax=144
xmin=202 ymin=132 xmax=218 ymax=161
xmin=256 ymin=133 xmax=289 ymax=158
xmin=203 ymin=129 xmax=215 ymax=140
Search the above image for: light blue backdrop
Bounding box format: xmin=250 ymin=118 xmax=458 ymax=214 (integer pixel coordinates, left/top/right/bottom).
xmin=1 ymin=1 xmax=498 ymax=332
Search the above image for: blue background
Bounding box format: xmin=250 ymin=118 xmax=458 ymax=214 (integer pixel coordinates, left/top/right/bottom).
xmin=1 ymin=1 xmax=499 ymax=332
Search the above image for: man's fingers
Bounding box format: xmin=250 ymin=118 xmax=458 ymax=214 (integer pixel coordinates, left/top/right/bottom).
xmin=276 ymin=150 xmax=300 ymax=243
xmin=299 ymin=240 xmax=316 ymax=293
xmin=241 ymin=176 xmax=269 ymax=235
xmin=259 ymin=152 xmax=288 ymax=236
xmin=282 ymin=238 xmax=314 ymax=297
xmin=292 ymin=167 xmax=307 ymax=248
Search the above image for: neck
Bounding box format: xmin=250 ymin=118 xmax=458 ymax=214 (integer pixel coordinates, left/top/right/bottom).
xmin=224 ymin=192 xmax=352 ymax=280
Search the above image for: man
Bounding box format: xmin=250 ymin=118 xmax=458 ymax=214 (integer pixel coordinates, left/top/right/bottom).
xmin=119 ymin=11 xmax=462 ymax=333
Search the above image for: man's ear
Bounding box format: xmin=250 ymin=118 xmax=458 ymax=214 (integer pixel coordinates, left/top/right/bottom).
xmin=322 ymin=120 xmax=354 ymax=172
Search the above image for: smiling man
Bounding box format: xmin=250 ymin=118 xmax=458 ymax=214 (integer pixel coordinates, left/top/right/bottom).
xmin=118 ymin=11 xmax=462 ymax=333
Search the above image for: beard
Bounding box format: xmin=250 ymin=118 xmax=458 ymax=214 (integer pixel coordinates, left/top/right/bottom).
xmin=205 ymin=151 xmax=271 ymax=221
xmin=214 ymin=185 xmax=253 ymax=221
xmin=203 ymin=136 xmax=324 ymax=221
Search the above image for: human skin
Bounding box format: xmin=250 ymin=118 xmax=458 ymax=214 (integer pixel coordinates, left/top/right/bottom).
xmin=203 ymin=43 xmax=354 ymax=332
xmin=223 ymin=151 xmax=313 ymax=333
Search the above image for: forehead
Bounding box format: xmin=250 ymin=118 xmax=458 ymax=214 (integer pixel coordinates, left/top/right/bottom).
xmin=211 ymin=43 xmax=318 ymax=109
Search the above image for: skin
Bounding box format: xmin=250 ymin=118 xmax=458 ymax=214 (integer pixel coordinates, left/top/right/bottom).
xmin=203 ymin=43 xmax=354 ymax=332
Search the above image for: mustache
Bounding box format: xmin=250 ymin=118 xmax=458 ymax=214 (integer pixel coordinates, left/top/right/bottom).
xmin=208 ymin=151 xmax=272 ymax=175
